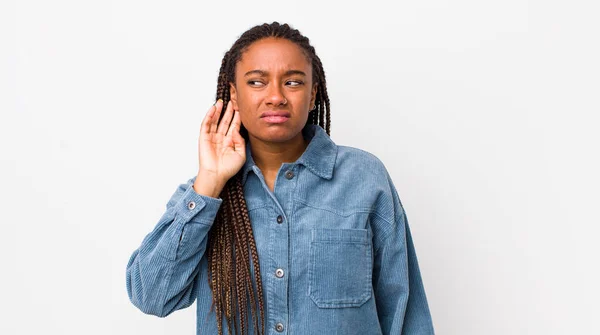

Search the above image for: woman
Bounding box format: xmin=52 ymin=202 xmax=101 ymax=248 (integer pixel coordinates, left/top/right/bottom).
xmin=126 ymin=22 xmax=435 ymax=335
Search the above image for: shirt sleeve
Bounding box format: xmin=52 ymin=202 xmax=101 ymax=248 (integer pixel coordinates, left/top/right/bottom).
xmin=372 ymin=175 xmax=435 ymax=334
xmin=125 ymin=175 xmax=222 ymax=317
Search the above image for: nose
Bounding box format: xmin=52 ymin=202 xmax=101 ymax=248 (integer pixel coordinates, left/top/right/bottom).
xmin=266 ymin=83 xmax=287 ymax=107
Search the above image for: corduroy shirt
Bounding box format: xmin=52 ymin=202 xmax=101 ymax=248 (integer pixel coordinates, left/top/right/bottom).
xmin=126 ymin=123 xmax=435 ymax=334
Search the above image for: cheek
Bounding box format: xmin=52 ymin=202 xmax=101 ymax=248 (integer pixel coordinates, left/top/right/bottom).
xmin=236 ymin=91 xmax=260 ymax=108
xmin=295 ymin=91 xmax=312 ymax=108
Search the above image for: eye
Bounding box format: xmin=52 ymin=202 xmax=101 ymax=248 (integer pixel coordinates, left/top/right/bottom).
xmin=286 ymin=80 xmax=304 ymax=87
xmin=247 ymin=80 xmax=265 ymax=87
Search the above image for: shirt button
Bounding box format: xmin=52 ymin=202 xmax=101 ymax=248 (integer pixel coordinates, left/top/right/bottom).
xmin=275 ymin=323 xmax=284 ymax=332
xmin=284 ymin=170 xmax=294 ymax=179
xmin=275 ymin=268 xmax=284 ymax=278
xmin=276 ymin=215 xmax=283 ymax=224
xmin=187 ymin=201 xmax=196 ymax=210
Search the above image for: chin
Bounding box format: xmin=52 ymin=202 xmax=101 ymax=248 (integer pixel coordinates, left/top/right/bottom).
xmin=252 ymin=124 xmax=303 ymax=143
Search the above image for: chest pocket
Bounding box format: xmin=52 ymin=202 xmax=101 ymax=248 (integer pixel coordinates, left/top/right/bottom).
xmin=308 ymin=228 xmax=373 ymax=308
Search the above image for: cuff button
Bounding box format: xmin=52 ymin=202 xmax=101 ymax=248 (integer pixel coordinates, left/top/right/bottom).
xmin=187 ymin=201 xmax=196 ymax=210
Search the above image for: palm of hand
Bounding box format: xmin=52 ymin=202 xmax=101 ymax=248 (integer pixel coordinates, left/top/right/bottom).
xmin=198 ymin=99 xmax=246 ymax=183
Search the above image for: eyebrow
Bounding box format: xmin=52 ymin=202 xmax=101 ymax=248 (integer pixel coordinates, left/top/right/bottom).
xmin=244 ymin=69 xmax=307 ymax=77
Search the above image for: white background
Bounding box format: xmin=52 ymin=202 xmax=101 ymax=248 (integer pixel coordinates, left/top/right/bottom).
xmin=2 ymin=0 xmax=599 ymax=334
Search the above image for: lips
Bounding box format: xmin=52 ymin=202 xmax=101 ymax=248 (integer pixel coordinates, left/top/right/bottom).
xmin=260 ymin=111 xmax=290 ymax=124
xmin=260 ymin=111 xmax=291 ymax=118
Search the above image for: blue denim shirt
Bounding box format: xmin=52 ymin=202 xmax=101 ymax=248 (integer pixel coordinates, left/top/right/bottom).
xmin=126 ymin=124 xmax=435 ymax=334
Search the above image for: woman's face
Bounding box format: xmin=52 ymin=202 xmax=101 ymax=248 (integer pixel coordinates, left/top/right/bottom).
xmin=229 ymin=37 xmax=317 ymax=144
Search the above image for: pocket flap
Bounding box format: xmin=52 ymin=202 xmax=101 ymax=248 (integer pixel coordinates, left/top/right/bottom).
xmin=311 ymin=228 xmax=369 ymax=243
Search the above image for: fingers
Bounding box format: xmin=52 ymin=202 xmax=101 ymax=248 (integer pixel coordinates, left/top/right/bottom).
xmin=217 ymin=100 xmax=234 ymax=135
xmin=209 ymin=99 xmax=224 ymax=134
xmin=226 ymin=110 xmax=241 ymax=138
xmin=201 ymin=99 xmax=240 ymax=139
xmin=232 ymin=124 xmax=245 ymax=154
xmin=201 ymin=103 xmax=217 ymax=135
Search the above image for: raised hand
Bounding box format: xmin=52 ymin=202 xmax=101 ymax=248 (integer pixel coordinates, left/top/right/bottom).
xmin=194 ymin=99 xmax=246 ymax=197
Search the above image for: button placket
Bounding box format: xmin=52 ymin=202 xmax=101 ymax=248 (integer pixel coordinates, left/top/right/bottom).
xmin=268 ymin=166 xmax=292 ymax=335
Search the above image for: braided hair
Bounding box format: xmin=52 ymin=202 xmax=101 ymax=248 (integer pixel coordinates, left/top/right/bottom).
xmin=207 ymin=21 xmax=331 ymax=335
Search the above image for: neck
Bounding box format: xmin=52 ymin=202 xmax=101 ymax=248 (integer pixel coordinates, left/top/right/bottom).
xmin=248 ymin=131 xmax=308 ymax=175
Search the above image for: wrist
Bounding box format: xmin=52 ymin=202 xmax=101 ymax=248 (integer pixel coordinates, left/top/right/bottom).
xmin=194 ymin=171 xmax=225 ymax=198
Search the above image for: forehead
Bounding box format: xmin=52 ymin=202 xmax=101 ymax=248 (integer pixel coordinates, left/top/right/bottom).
xmin=237 ymin=37 xmax=311 ymax=73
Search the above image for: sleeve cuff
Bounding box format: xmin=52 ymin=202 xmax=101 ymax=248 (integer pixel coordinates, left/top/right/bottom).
xmin=173 ymin=181 xmax=223 ymax=225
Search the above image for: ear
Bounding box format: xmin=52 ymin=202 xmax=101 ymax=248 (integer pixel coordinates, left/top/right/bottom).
xmin=310 ymin=83 xmax=318 ymax=108
xmin=229 ymin=82 xmax=239 ymax=110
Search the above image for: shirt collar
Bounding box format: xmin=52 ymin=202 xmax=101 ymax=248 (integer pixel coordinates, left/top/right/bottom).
xmin=240 ymin=124 xmax=338 ymax=186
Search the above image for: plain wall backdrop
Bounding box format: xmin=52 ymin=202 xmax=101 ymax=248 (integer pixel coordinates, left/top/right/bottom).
xmin=2 ymin=0 xmax=599 ymax=334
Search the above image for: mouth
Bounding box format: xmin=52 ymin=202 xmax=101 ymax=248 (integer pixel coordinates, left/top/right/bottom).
xmin=261 ymin=111 xmax=290 ymax=124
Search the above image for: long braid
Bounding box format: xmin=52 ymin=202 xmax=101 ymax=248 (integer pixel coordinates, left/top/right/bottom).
xmin=231 ymin=175 xmax=256 ymax=335
xmin=223 ymin=188 xmax=236 ymax=335
xmin=206 ymin=21 xmax=332 ymax=335
xmin=230 ymin=175 xmax=252 ymax=335
xmin=234 ymin=178 xmax=264 ymax=335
